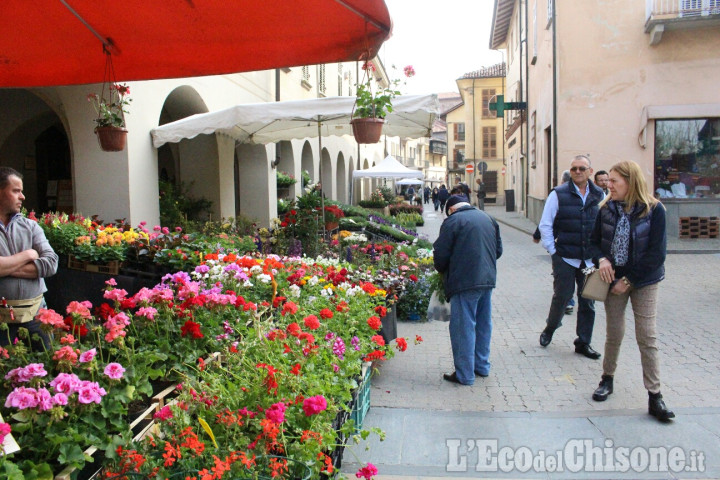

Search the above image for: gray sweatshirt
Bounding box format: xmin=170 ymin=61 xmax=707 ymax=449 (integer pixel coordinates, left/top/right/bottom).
xmin=0 ymin=214 xmax=58 ymax=301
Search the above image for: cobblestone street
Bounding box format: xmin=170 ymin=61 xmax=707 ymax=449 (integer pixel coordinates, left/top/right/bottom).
xmin=372 ymin=221 xmax=720 ymax=413
xmin=343 ymin=205 xmax=720 ymax=479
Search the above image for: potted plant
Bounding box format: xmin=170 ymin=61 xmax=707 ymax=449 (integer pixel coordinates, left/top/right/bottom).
xmin=87 ymin=83 xmax=132 ymax=151
xmin=350 ymin=63 xmax=414 ymax=144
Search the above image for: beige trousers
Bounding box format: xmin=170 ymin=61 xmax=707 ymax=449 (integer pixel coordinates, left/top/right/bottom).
xmin=602 ymin=282 xmax=661 ymax=394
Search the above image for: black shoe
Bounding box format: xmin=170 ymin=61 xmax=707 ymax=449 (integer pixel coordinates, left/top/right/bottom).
xmin=592 ymin=375 xmax=614 ymax=401
xmin=575 ymin=343 xmax=601 ymax=359
xmin=564 ymin=306 xmax=574 ymax=315
xmin=648 ymin=392 xmax=675 ymax=421
xmin=539 ymin=328 xmax=554 ymax=347
xmin=443 ymin=372 xmax=466 ymax=385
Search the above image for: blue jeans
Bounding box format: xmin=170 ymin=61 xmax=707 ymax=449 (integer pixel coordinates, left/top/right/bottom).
xmin=449 ymin=288 xmax=493 ymax=385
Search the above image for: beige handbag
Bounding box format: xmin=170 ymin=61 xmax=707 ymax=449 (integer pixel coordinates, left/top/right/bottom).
xmin=580 ymin=269 xmax=610 ymax=302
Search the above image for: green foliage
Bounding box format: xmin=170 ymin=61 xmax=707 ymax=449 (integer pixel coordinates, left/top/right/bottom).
xmin=301 ymin=169 xmax=311 ymax=187
xmin=159 ymin=180 xmax=213 ymax=228
xmin=378 ymin=185 xmax=395 ymax=203
xmin=394 ymin=213 xmax=423 ymax=229
xmin=358 ymin=199 xmax=386 ymax=209
xmin=389 ymin=203 xmax=423 ymax=216
xmin=276 ymin=171 xmax=297 ymax=187
xmin=38 ymin=215 xmax=88 ymax=256
xmin=397 ymin=273 xmax=432 ymax=321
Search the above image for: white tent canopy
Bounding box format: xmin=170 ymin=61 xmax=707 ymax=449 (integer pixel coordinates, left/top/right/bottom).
xmin=352 ymin=155 xmax=424 ymax=179
xmin=150 ymin=94 xmax=439 ymax=148
xmin=395 ymin=177 xmax=424 ymax=185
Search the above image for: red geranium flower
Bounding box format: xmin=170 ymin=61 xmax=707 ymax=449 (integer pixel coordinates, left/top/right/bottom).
xmin=180 ymin=320 xmax=204 ymax=339
xmin=319 ymin=308 xmax=333 ymax=319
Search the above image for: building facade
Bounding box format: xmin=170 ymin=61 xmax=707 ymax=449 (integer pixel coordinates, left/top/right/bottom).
xmin=446 ymin=64 xmax=507 ymax=204
xmin=490 ymin=0 xmax=720 ymax=234
xmin=0 ymin=61 xmax=391 ymax=227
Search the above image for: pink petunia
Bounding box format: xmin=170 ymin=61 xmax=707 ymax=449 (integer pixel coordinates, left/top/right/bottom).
xmin=79 ymin=348 xmax=97 ymax=363
xmin=103 ymin=362 xmax=125 ymax=380
xmin=302 ymin=395 xmax=328 ymax=416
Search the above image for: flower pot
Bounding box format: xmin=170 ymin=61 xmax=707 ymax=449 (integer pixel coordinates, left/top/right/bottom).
xmin=351 ymin=117 xmax=384 ymax=144
xmin=95 ymin=126 xmax=128 ymax=151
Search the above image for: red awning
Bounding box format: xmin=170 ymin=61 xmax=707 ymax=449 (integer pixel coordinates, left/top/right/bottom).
xmin=0 ymin=0 xmax=392 ymax=88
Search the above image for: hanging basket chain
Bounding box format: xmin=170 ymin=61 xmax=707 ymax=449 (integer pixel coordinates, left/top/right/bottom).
xmin=97 ymin=48 xmax=125 ymax=127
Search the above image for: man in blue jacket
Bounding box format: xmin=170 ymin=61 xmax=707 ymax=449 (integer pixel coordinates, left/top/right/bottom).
xmin=433 ymin=195 xmax=503 ymax=385
xmin=538 ymin=155 xmax=605 ymax=359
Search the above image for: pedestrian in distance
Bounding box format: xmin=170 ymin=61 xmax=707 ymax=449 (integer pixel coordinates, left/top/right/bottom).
xmin=438 ymin=184 xmax=449 ymax=214
xmin=431 ymin=187 xmax=440 ymax=211
xmin=423 ymin=186 xmax=430 ymax=204
xmin=475 ymin=176 xmax=487 ymax=211
xmin=589 ymin=160 xmax=674 ymax=422
xmin=433 ymin=195 xmax=503 ymax=385
xmin=595 ymin=170 xmax=610 ymax=195
xmin=538 ymin=155 xmax=605 ymax=359
xmin=0 ymin=166 xmax=59 ymax=350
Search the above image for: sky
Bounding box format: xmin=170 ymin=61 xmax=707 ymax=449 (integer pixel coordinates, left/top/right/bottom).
xmin=379 ymin=0 xmax=504 ymax=96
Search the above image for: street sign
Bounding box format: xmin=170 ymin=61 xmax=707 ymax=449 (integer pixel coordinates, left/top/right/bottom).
xmin=501 ymin=167 xmax=506 ymax=175
xmin=465 ymin=164 xmax=474 ymax=174
xmin=488 ymin=94 xmax=528 ymax=118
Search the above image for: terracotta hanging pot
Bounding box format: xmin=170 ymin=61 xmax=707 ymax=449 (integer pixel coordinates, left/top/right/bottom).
xmin=95 ymin=126 xmax=128 ymax=152
xmin=350 ymin=117 xmax=384 ymax=144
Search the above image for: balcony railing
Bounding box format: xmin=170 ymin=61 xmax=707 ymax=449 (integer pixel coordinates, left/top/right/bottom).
xmin=646 ymin=0 xmax=720 ymax=44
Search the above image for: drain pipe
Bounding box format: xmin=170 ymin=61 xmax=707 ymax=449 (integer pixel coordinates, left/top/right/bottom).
xmin=552 ymin=1 xmax=558 ymax=186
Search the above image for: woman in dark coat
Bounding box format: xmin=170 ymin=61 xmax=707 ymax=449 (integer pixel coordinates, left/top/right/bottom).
xmin=589 ymin=161 xmax=674 ymax=422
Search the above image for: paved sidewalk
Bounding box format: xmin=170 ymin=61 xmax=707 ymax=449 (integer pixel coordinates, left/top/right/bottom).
xmin=342 ymin=203 xmax=720 ymax=479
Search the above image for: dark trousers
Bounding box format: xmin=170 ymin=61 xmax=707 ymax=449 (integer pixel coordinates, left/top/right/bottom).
xmin=545 ymin=255 xmax=595 ymax=345
xmin=0 ymin=319 xmax=52 ymax=352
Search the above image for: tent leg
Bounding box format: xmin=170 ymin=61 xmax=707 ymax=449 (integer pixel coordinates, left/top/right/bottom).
xmin=318 ymin=122 xmax=326 ymax=236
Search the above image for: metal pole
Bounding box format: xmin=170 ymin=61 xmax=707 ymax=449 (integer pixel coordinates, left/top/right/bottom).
xmin=318 ymin=122 xmax=326 ymax=236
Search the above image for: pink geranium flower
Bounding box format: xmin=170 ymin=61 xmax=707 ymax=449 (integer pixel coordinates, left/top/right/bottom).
xmin=66 ymin=301 xmax=92 ymax=319
xmin=36 ymin=308 xmax=66 ymax=329
xmin=50 ymin=372 xmax=82 ymax=394
xmin=265 ymin=402 xmax=286 ymax=424
xmin=79 ymin=348 xmax=97 ymax=363
xmin=302 ymin=395 xmax=328 ymax=416
xmin=77 ymin=381 xmax=107 ymax=404
xmin=104 ymin=362 xmax=125 ymax=379
xmin=356 ymin=463 xmax=379 ymax=479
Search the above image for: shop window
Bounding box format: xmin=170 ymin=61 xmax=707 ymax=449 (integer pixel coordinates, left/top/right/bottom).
xmin=654 ymin=118 xmax=720 ymax=199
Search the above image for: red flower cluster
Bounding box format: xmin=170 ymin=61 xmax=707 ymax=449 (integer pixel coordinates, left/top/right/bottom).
xmin=180 ymin=320 xmax=203 ymax=339
xmin=367 ymin=316 xmax=382 ymax=330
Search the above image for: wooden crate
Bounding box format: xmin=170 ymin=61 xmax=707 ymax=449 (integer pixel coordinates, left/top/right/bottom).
xmin=679 ymin=216 xmax=719 ymax=239
xmin=67 ymin=255 xmax=120 ymax=275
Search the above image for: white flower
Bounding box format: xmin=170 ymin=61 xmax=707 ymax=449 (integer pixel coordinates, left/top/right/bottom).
xmin=289 ymin=284 xmax=301 ymax=298
xmin=243 ymin=280 xmax=254 ymax=288
xmin=250 ymin=265 xmax=263 ymax=274
xmin=257 ymin=273 xmax=272 ymax=283
xmin=308 ymin=276 xmax=319 ymax=286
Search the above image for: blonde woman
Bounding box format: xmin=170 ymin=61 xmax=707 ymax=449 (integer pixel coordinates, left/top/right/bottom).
xmin=589 ymin=161 xmax=674 ymax=421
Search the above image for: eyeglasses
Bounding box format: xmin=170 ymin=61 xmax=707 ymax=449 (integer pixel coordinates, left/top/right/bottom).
xmin=570 ymin=167 xmax=588 ymax=172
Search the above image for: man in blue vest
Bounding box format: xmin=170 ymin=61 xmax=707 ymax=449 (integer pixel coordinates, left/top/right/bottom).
xmin=538 ymin=155 xmax=605 ymax=359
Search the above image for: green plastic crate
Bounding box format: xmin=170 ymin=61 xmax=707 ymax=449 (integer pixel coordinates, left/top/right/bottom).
xmin=350 ymin=362 xmax=371 ymax=433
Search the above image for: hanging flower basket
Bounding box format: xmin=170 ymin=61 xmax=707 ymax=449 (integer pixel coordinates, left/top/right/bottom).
xmin=351 ymin=117 xmax=384 ymax=144
xmin=95 ymin=126 xmax=128 ymax=152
